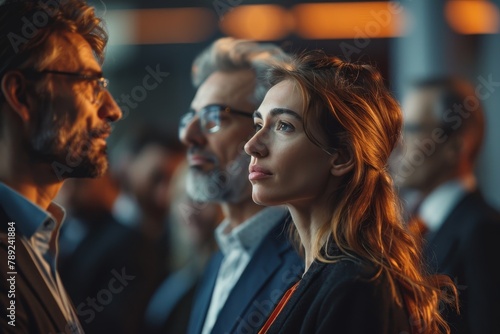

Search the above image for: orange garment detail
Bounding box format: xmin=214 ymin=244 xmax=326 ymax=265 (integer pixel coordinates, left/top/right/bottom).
xmin=258 ymin=280 xmax=301 ymax=334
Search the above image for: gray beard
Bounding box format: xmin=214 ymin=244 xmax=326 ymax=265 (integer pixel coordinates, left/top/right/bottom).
xmin=186 ymin=152 xmax=251 ymax=203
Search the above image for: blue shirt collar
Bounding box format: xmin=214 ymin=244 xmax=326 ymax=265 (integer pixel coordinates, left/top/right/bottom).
xmin=0 ymin=182 xmax=64 ymax=238
xmin=216 ymin=206 xmax=287 ymax=255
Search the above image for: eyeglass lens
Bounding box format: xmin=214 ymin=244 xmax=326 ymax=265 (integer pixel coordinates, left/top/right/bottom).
xmin=179 ymin=106 xmax=224 ymax=135
xmin=90 ymin=78 xmax=109 ymax=105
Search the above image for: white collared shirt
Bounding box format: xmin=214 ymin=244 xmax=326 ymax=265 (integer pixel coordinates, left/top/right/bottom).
xmin=419 ymin=175 xmax=476 ymax=233
xmin=201 ymin=206 xmax=288 ymax=334
xmin=0 ymin=182 xmax=83 ymax=333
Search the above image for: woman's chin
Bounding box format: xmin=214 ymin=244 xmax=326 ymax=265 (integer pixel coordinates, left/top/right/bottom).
xmin=252 ymin=192 xmax=285 ymax=207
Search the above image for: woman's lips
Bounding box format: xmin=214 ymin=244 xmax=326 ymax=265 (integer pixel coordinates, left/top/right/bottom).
xmin=249 ymin=165 xmax=272 ymax=181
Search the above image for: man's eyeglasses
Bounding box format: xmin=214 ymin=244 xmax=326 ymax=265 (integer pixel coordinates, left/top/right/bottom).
xmin=179 ymin=104 xmax=253 ymax=136
xmin=21 ymin=69 xmax=109 ymax=105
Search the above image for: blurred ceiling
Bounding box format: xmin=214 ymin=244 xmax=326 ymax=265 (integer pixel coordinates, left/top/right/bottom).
xmin=93 ymin=0 xmax=499 ymax=147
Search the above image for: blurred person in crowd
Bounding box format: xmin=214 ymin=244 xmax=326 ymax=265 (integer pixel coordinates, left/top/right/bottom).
xmin=143 ymin=161 xmax=222 ymax=334
xmin=123 ymin=129 xmax=185 ymax=242
xmin=0 ymin=0 xmax=121 ymax=332
xmin=180 ymin=38 xmax=303 ymax=334
xmin=56 ymin=173 xmax=160 ymax=334
xmin=393 ymin=77 xmax=500 ymax=334
xmin=56 ymin=171 xmax=120 ymax=261
xmin=57 ymin=127 xmax=184 ymax=334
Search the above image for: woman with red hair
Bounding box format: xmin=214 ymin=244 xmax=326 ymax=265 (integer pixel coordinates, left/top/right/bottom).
xmin=245 ymin=51 xmax=456 ymax=334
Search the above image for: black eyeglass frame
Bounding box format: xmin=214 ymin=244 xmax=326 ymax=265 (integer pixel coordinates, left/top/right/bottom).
xmin=179 ymin=104 xmax=253 ymax=135
xmin=20 ymin=69 xmax=109 ymax=105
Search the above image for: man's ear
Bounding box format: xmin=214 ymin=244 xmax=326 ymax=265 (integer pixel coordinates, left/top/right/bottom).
xmin=330 ymin=147 xmax=354 ymax=177
xmin=1 ymin=71 xmax=31 ymax=122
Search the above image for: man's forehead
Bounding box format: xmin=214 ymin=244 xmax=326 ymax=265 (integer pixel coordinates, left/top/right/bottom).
xmin=191 ymin=69 xmax=256 ymax=110
xmin=51 ymin=32 xmax=101 ymax=72
xmin=403 ymin=88 xmax=440 ymax=124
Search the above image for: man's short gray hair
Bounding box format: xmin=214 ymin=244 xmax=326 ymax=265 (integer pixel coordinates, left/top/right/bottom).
xmin=191 ymin=37 xmax=291 ymax=106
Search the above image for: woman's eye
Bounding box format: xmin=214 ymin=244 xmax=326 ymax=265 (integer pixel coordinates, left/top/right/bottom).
xmin=253 ymin=123 xmax=263 ymax=132
xmin=276 ymin=121 xmax=294 ymax=132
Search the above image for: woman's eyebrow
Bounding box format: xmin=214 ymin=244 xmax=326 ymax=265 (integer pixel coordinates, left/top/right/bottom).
xmin=253 ymin=108 xmax=302 ymax=120
xmin=270 ymin=108 xmax=302 ymax=120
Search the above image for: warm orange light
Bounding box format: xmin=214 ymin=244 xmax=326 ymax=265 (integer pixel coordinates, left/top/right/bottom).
xmin=220 ymin=5 xmax=293 ymax=41
xmin=445 ymin=0 xmax=500 ymax=34
xmin=293 ymin=2 xmax=405 ymax=39
xmin=108 ymin=8 xmax=217 ymax=44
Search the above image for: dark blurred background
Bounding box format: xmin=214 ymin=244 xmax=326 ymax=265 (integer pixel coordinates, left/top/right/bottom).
xmin=92 ymin=0 xmax=500 ymax=210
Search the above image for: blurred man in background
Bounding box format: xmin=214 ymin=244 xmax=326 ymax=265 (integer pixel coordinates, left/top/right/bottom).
xmin=57 ymin=127 xmax=184 ymax=334
xmin=179 ymin=38 xmax=303 ymax=334
xmin=393 ymin=77 xmax=500 ymax=334
xmin=143 ymin=162 xmax=222 ymax=334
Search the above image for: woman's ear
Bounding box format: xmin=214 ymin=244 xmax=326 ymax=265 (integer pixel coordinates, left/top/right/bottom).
xmin=329 ymin=147 xmax=354 ymax=177
xmin=1 ymin=71 xmax=31 ymax=123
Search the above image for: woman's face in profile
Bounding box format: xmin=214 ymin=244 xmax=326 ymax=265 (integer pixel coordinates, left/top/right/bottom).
xmin=244 ymin=79 xmax=334 ymax=208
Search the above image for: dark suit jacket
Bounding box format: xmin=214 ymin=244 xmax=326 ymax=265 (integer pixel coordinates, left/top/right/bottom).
xmin=266 ymin=256 xmax=411 ymax=334
xmin=188 ymin=217 xmax=303 ymax=334
xmin=0 ymin=206 xmax=80 ymax=333
xmin=142 ymin=263 xmax=200 ymax=334
xmin=59 ymin=215 xmax=168 ymax=334
xmin=424 ymin=191 xmax=500 ymax=334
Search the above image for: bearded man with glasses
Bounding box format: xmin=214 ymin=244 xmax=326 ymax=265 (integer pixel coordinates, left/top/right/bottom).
xmin=179 ymin=38 xmax=303 ymax=334
xmin=0 ymin=1 xmax=121 ymax=332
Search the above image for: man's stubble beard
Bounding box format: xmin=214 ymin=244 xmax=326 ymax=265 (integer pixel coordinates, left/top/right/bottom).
xmin=28 ymin=99 xmax=109 ymax=179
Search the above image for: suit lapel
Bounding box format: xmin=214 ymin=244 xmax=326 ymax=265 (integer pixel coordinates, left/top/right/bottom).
xmin=211 ymin=223 xmax=290 ymax=334
xmin=271 ymin=260 xmax=325 ymax=330
xmin=16 ymin=238 xmax=70 ymax=328
xmin=189 ymin=251 xmax=223 ymax=334
xmin=425 ymin=193 xmax=476 ymax=272
xmin=426 ymin=230 xmax=457 ymax=273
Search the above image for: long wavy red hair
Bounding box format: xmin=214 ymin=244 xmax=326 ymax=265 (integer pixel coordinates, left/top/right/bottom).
xmin=268 ymin=51 xmax=457 ymax=334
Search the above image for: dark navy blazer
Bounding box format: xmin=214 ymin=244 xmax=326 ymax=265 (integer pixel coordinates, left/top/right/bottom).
xmin=187 ymin=216 xmax=303 ymax=334
xmin=424 ymin=191 xmax=500 ymax=334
